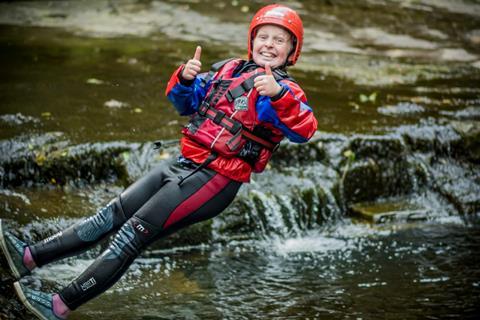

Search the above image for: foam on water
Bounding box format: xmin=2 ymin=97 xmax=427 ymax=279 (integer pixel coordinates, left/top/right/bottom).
xmin=265 ymin=220 xmax=382 ymax=258
xmin=32 ymin=259 xmax=94 ymax=286
xmin=267 ymin=212 xmax=476 ymax=258
xmin=273 ymin=234 xmax=348 ymax=255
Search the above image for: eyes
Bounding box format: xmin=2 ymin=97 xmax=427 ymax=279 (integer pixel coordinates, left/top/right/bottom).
xmin=256 ymin=33 xmax=289 ymax=46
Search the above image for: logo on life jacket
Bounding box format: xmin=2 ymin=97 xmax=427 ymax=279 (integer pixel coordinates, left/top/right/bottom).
xmin=234 ymin=96 xmax=248 ymax=111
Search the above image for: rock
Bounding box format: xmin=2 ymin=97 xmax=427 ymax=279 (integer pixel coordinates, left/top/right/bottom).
xmin=270 ymin=132 xmax=350 ymax=169
xmin=341 ymin=158 xmax=414 ymax=204
xmin=0 ymin=132 xmax=67 ymax=164
xmin=338 ymin=135 xmax=414 ymax=205
xmin=439 ymin=106 xmax=480 ymax=120
xmin=119 ymin=142 xmax=179 ymax=184
xmin=296 ymin=184 xmax=330 ymax=228
xmin=397 ymin=121 xmax=462 ymax=156
xmin=213 ymin=194 xmax=262 ymax=241
xmin=214 ymin=169 xmax=338 ymax=240
xmin=0 ymin=134 xmax=136 ymax=187
xmin=150 ymin=220 xmax=214 ymax=249
xmin=428 ymin=159 xmax=480 ymax=215
xmin=0 ymin=135 xmax=182 ymax=188
xmin=347 ymin=135 xmax=406 ymax=160
xmin=270 ymin=137 xmax=327 ymax=168
xmin=1 ymin=256 xmax=35 ymax=320
xmin=349 ymin=200 xmax=431 ymax=223
xmin=377 ymin=102 xmax=425 ymax=116
xmin=1 ymin=121 xmax=478 ymax=233
xmin=450 ymin=120 xmax=480 ymax=163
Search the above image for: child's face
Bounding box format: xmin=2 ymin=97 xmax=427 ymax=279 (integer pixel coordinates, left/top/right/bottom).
xmin=252 ymin=25 xmax=293 ymax=68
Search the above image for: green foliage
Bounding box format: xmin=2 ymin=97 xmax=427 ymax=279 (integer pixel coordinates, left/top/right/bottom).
xmin=359 ymin=92 xmax=378 ymax=103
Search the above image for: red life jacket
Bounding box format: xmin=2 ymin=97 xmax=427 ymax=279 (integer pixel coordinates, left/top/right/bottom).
xmin=181 ymin=59 xmax=288 ymax=177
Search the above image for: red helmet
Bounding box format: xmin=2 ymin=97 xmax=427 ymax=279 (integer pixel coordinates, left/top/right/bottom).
xmin=248 ymin=4 xmax=304 ymax=66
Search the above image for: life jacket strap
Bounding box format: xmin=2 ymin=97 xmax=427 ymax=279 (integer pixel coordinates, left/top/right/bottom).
xmin=177 ymin=152 xmax=218 ymax=186
xmin=198 ymin=103 xmax=278 ymax=152
xmin=241 ymin=130 xmax=279 ymax=152
xmin=198 ymin=103 xmax=242 ymax=135
xmin=225 ymin=70 xmax=290 ymax=102
xmin=200 ymin=58 xmax=235 ymax=88
xmin=226 ymin=76 xmax=257 ymax=102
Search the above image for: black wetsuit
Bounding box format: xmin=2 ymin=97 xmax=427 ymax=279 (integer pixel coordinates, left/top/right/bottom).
xmin=29 ymin=60 xmax=290 ymax=310
xmin=29 ymin=157 xmax=241 ymax=310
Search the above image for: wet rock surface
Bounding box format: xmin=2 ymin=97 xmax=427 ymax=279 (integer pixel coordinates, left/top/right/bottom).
xmin=1 ymin=119 xmax=477 ymax=235
xmin=0 ymin=133 xmax=135 ymax=187
xmin=349 ymin=199 xmax=431 ymax=224
xmin=0 ymin=256 xmax=34 ymax=319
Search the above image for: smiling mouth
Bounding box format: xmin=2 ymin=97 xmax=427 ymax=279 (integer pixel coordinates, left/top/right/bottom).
xmin=260 ymin=52 xmax=276 ymax=59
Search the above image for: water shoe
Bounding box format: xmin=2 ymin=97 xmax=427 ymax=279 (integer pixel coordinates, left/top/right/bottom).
xmin=0 ymin=219 xmax=31 ymax=279
xmin=14 ymin=282 xmax=65 ymax=320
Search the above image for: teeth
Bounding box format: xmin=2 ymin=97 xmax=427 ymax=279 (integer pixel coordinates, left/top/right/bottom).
xmin=261 ymin=52 xmax=275 ymax=58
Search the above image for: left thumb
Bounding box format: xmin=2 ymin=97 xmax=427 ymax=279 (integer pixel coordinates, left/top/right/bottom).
xmin=265 ymin=63 xmax=273 ymax=76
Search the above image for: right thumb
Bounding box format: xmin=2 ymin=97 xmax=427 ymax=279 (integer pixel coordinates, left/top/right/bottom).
xmin=193 ymin=46 xmax=202 ymax=61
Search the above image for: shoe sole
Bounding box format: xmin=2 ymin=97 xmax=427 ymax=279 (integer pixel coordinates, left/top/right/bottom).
xmin=0 ymin=219 xmax=21 ymax=279
xmin=14 ymin=281 xmax=49 ymax=320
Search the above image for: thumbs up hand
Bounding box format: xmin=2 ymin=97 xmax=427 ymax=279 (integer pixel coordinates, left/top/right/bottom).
xmin=182 ymin=46 xmax=202 ymax=80
xmin=254 ymin=63 xmax=282 ymax=97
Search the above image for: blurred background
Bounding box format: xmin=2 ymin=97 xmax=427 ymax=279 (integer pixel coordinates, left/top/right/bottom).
xmin=1 ymin=0 xmax=479 ymax=143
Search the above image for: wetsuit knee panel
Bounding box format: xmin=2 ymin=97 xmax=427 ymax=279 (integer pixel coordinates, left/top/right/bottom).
xmin=30 ymin=198 xmax=127 ymax=266
xmin=59 ymin=216 xmax=161 ymax=311
xmin=104 ymin=217 xmax=160 ymax=260
xmin=73 ymin=198 xmax=126 ymax=242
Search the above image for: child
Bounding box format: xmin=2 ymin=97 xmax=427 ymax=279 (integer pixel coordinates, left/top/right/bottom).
xmin=0 ymin=4 xmax=317 ymax=319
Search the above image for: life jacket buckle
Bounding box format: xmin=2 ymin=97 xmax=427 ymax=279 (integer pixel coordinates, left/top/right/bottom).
xmin=225 ymin=91 xmax=234 ymax=102
xmin=242 ymin=77 xmax=255 ymax=91
xmin=230 ymin=122 xmax=242 ymax=135
xmin=213 ymin=110 xmax=226 ymax=124
xmin=198 ymin=103 xmax=209 ymax=116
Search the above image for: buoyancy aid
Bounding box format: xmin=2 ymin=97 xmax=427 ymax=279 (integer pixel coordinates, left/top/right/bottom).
xmin=181 ymin=59 xmax=291 ymax=175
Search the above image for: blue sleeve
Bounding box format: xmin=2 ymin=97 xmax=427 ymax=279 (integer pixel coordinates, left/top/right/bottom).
xmin=167 ymin=74 xmax=210 ymax=116
xmin=255 ymin=83 xmax=312 ymax=143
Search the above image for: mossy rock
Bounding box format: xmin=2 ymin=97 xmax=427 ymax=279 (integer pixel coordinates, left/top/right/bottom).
xmin=342 ymin=158 xmax=414 ymax=204
xmin=0 ymin=264 xmax=33 ymax=320
xmin=348 ymin=199 xmax=431 ymax=224
xmin=213 ymin=195 xmax=263 ymax=241
xmin=450 ymin=120 xmax=480 ymax=163
xmin=214 ymin=178 xmax=337 ymax=240
xmin=347 ymin=135 xmax=406 ymax=160
xmin=429 ymin=159 xmax=480 ymax=215
xmin=0 ymin=132 xmax=67 ymax=163
xmin=37 ymin=142 xmax=135 ymax=185
xmin=294 ymin=185 xmax=331 ymax=228
xmin=398 ymin=122 xmax=462 ymax=156
xmin=150 ymin=220 xmax=214 ymax=249
xmin=1 ymin=137 xmax=135 ymax=187
xmin=271 ymin=138 xmax=327 ymax=168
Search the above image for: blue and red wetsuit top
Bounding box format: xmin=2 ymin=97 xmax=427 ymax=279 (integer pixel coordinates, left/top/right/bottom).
xmin=165 ymin=59 xmax=318 ymax=182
